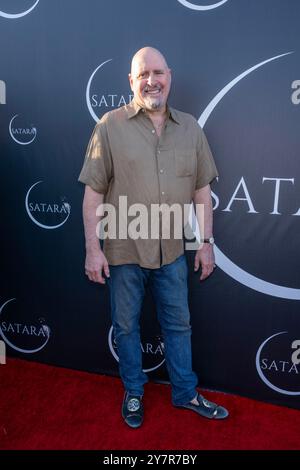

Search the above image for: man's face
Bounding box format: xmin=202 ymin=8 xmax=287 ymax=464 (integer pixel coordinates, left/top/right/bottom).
xmin=129 ymin=51 xmax=171 ymax=112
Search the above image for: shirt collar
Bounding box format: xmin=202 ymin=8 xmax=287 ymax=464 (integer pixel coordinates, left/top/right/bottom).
xmin=125 ymin=99 xmax=180 ymax=125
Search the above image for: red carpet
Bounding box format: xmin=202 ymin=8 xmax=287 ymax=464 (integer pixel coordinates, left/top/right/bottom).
xmin=0 ymin=358 xmax=299 ymax=450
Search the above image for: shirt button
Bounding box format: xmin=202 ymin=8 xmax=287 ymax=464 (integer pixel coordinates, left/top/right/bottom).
xmin=157 ymin=150 xmax=161 ymax=154
xmin=160 ymin=169 xmax=164 ymax=173
xmin=151 ymin=129 xmax=155 ymax=134
xmin=161 ymin=191 xmax=165 ymax=195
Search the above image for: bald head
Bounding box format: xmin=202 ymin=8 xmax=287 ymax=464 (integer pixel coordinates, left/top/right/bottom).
xmin=129 ymin=47 xmax=171 ymax=113
xmin=130 ymin=47 xmax=169 ymax=75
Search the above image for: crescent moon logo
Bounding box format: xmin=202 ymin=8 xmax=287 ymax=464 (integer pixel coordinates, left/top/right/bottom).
xmin=256 ymin=332 xmax=300 ymax=396
xmin=9 ymin=114 xmax=37 ymax=145
xmin=0 ymin=0 xmax=40 ymax=19
xmin=86 ymin=59 xmax=113 ymax=123
xmin=25 ymin=181 xmax=71 ymax=230
xmin=197 ymin=51 xmax=300 ymax=300
xmin=108 ymin=326 xmax=165 ymax=373
xmin=0 ymin=298 xmax=50 ymax=354
xmin=177 ymin=0 xmax=229 ymax=11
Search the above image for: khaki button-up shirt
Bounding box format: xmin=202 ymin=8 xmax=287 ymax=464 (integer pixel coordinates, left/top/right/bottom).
xmin=79 ymin=100 xmax=218 ymax=268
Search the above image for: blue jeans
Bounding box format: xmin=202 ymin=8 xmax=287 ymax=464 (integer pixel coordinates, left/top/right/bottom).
xmin=107 ymin=255 xmax=198 ymax=406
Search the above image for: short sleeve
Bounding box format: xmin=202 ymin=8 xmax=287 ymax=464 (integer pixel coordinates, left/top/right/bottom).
xmin=195 ymin=127 xmax=218 ymax=190
xmin=78 ymin=117 xmax=113 ymax=194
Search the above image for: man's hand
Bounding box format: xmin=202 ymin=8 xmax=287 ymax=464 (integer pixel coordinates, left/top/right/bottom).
xmin=85 ymin=249 xmax=110 ymax=284
xmin=194 ymin=244 xmax=215 ymax=281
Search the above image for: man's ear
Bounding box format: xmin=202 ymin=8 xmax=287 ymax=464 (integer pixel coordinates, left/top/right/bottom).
xmin=128 ymin=73 xmax=133 ymax=91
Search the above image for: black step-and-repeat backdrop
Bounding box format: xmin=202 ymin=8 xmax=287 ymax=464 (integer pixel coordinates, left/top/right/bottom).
xmin=1 ymin=0 xmax=299 ymax=409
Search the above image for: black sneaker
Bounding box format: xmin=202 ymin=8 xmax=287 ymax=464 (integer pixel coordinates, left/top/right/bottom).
xmin=122 ymin=392 xmax=144 ymax=429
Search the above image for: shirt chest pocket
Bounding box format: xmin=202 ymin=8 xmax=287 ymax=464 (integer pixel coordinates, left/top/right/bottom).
xmin=174 ymin=149 xmax=196 ymax=177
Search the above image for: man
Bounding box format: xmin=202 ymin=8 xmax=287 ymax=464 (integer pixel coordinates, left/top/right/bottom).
xmin=79 ymin=47 xmax=229 ymax=428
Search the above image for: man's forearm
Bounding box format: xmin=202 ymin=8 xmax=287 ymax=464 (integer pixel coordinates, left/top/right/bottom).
xmin=82 ymin=185 xmax=104 ymax=253
xmin=193 ymin=184 xmax=213 ymax=241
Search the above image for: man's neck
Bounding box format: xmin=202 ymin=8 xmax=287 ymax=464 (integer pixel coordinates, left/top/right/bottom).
xmin=146 ymin=106 xmax=168 ymax=121
xmin=134 ymin=99 xmax=168 ymax=120
xmin=147 ymin=109 xmax=167 ymax=137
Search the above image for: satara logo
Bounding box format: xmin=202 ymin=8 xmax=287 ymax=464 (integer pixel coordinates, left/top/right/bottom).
xmin=0 ymin=0 xmax=40 ymax=18
xmin=0 ymin=79 xmax=6 ymax=104
xmin=177 ymin=0 xmax=229 ymax=11
xmin=256 ymin=332 xmax=300 ymax=396
xmin=25 ymin=181 xmax=71 ymax=230
xmin=86 ymin=59 xmax=133 ymax=122
xmin=0 ymin=298 xmax=50 ymax=354
xmin=108 ymin=326 xmax=165 ymax=373
xmin=9 ymin=114 xmax=37 ymax=145
xmin=192 ymin=51 xmax=300 ymax=301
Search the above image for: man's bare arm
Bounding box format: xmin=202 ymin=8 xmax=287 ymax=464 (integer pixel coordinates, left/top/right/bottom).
xmin=192 ymin=184 xmax=215 ymax=281
xmin=82 ymin=185 xmax=110 ymax=284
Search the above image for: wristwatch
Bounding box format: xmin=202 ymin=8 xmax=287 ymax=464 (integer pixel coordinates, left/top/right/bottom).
xmin=201 ymin=237 xmax=214 ymax=245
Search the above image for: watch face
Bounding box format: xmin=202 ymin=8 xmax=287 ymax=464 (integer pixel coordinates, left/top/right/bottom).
xmin=209 ymin=237 xmax=214 ymax=244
